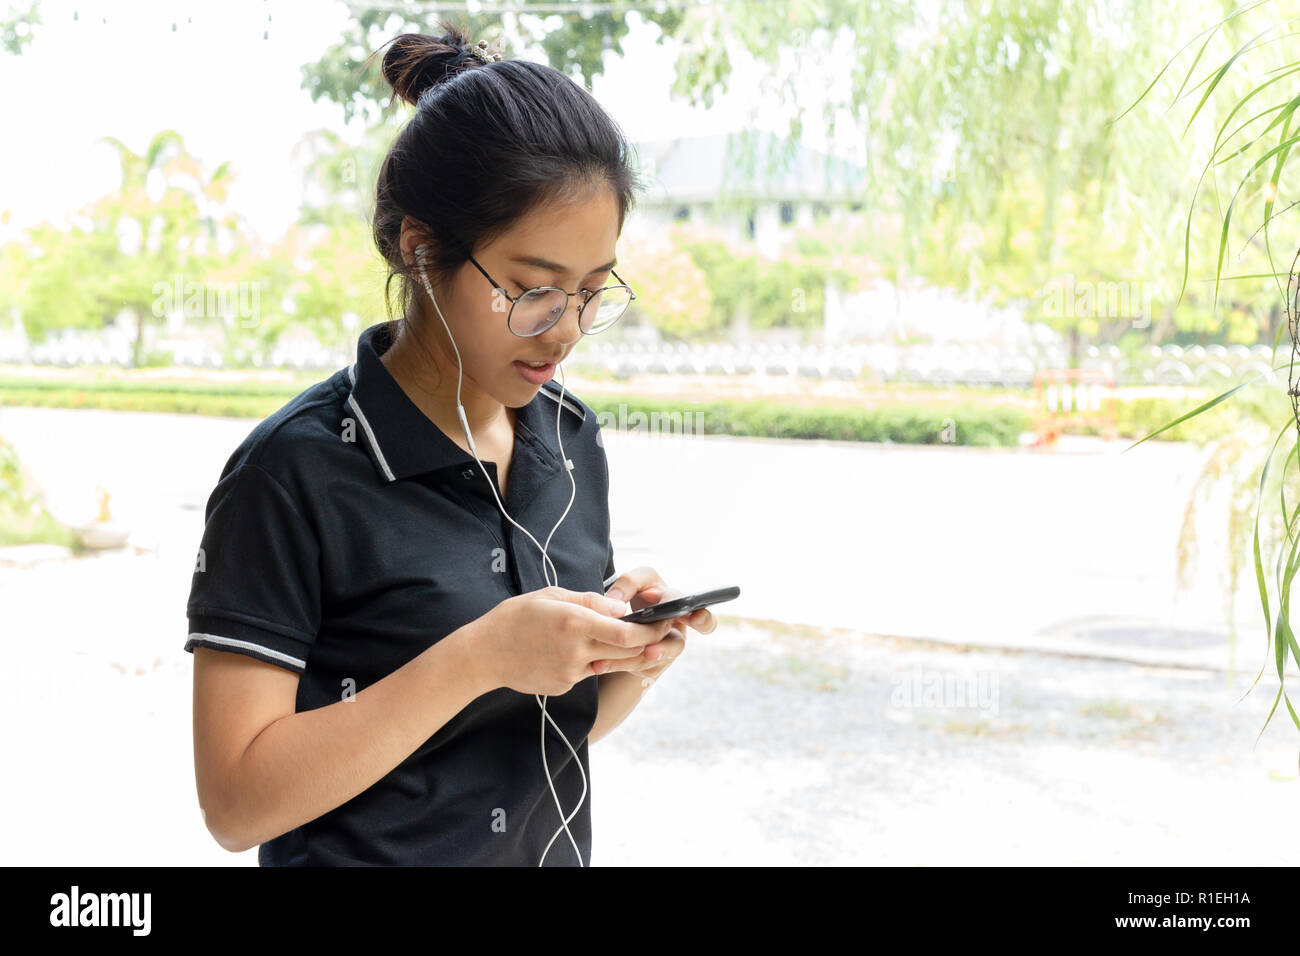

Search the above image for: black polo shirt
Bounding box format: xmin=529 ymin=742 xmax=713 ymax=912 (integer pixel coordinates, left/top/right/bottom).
xmin=184 ymin=319 xmax=617 ymax=866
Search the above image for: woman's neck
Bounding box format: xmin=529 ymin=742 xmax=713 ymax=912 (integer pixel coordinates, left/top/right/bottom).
xmin=379 ymin=318 xmax=514 ymax=448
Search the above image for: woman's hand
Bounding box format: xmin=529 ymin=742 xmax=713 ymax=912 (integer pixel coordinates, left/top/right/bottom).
xmin=593 ymin=566 xmax=719 ymax=684
xmin=467 ymin=586 xmax=672 ymax=697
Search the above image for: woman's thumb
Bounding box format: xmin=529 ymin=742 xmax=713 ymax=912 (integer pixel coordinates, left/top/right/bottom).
xmin=592 ymin=591 xmax=631 ymax=617
xmin=544 ymin=586 xmax=631 ymax=617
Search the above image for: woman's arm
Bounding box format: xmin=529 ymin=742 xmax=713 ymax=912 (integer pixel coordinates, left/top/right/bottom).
xmin=194 ymin=622 xmax=492 ymax=854
xmin=588 ymin=568 xmax=718 ymax=746
xmin=588 ymin=670 xmax=653 ymax=745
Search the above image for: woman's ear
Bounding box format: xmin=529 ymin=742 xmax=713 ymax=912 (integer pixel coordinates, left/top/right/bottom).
xmin=397 ymin=215 xmax=431 ymax=268
xmin=400 ymin=242 xmax=429 ymax=272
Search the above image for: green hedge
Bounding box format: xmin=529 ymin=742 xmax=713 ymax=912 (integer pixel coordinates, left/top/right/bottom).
xmin=0 ymin=386 xmax=288 ymax=418
xmin=0 ymin=376 xmax=1034 ymax=446
xmin=16 ymin=378 xmax=1246 ymax=447
xmin=0 ymin=383 xmax=1241 ymax=445
xmin=0 ymin=377 xmax=304 ymax=418
xmin=583 ymin=396 xmax=1031 ymax=446
xmin=1089 ymin=397 xmax=1240 ymax=443
xmin=0 ymin=376 xmax=317 ymax=396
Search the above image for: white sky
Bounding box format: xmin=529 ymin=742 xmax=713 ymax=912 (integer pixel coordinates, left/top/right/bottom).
xmin=0 ymin=0 xmax=863 ymax=242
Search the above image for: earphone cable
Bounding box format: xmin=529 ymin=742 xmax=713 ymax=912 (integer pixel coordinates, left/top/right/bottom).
xmin=416 ymin=250 xmax=588 ymax=866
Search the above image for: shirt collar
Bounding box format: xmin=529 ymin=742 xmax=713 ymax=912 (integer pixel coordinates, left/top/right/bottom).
xmin=344 ymin=320 xmax=585 ymax=484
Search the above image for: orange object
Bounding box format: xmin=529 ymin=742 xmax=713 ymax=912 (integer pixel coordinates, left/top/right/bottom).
xmin=1033 ymin=368 xmax=1117 ymax=448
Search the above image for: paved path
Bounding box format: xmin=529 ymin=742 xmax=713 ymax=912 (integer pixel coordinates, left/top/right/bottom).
xmin=601 ymin=423 xmax=1286 ymax=675
xmin=3 ymin=405 xmax=1270 ymax=670
xmin=0 ymin=405 xmax=1295 ymax=865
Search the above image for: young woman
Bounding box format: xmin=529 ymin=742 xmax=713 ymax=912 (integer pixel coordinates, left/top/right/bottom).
xmin=184 ymin=23 xmax=715 ymax=866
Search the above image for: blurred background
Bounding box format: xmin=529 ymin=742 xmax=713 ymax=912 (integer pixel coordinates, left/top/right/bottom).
xmin=1 ymin=0 xmax=1297 ymax=865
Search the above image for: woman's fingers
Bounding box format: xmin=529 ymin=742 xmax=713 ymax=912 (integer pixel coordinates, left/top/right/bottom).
xmin=605 ymin=567 xmax=678 ymax=609
xmin=641 ymin=622 xmax=685 ymax=661
xmin=686 ymin=606 xmax=716 ymax=633
xmin=591 ymin=628 xmax=684 ymax=676
xmin=606 ymin=574 xmax=718 ymax=636
xmin=594 ymin=567 xmax=709 ymax=674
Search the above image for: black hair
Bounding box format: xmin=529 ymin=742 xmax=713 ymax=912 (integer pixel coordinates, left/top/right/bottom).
xmin=369 ymin=20 xmax=643 ymax=334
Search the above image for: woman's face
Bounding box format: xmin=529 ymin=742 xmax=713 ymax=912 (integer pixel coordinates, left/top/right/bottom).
xmin=404 ymin=185 xmax=621 ymax=406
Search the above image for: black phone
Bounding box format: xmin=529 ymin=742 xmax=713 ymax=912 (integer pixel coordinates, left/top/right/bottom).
xmin=619 ymin=586 xmax=740 ymax=624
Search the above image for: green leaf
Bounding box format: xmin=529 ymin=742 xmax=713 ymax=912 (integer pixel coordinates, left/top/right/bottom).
xmin=1254 ymin=684 xmax=1284 ymax=748
xmin=1168 ymin=34 xmax=1300 ymax=305
xmin=1288 ymin=621 xmax=1300 ymax=677
xmin=1122 ymin=364 xmax=1290 ymax=452
xmin=1184 ymin=22 xmax=1289 ymax=137
xmin=1218 ymin=101 xmax=1289 ymax=163
xmin=1274 ymin=497 xmax=1300 ymax=600
xmin=1170 ymin=94 xmax=1297 ymax=304
xmin=1211 ymin=132 xmax=1300 ymax=310
xmin=1110 ymin=0 xmax=1272 ymax=126
xmin=1211 ymin=93 xmax=1300 ymax=168
xmin=1214 ymin=272 xmax=1293 ymax=279
xmin=1277 ymin=616 xmax=1290 ymax=683
xmin=1282 ymin=690 xmax=1300 ymax=735
xmin=1280 ymin=439 xmax=1298 ymax=547
xmin=1254 ymin=423 xmax=1291 ymax=656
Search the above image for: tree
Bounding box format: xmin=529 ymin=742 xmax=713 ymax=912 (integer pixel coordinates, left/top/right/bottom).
xmin=1125 ymin=0 xmax=1300 ymax=755
xmin=93 ymin=132 xmax=243 ymax=365
xmin=301 ymin=3 xmax=685 ymax=127
xmin=0 ymin=0 xmax=39 ymax=56
xmin=16 ymin=131 xmax=250 ymax=366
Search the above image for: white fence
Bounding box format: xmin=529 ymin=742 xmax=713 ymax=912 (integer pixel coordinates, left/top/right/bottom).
xmin=0 ymin=324 xmax=1282 ymax=387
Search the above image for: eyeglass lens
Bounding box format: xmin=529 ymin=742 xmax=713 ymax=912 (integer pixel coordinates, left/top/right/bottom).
xmin=509 ymin=287 xmax=632 ymax=336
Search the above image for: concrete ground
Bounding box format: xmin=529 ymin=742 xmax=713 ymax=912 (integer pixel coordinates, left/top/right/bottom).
xmin=0 ymin=404 xmax=1295 ymax=865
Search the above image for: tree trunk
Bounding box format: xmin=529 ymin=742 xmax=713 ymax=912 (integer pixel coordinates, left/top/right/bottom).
xmin=132 ymin=308 xmax=145 ymax=368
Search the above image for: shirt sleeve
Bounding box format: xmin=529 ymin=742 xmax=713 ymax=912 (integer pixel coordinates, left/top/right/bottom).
xmin=184 ymin=462 xmax=321 ymax=675
xmin=601 ymin=537 xmax=618 ymax=591
xmin=596 ymin=423 xmax=617 ymax=592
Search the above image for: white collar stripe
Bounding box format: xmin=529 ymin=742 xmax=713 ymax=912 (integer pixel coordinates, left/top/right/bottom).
xmin=539 ymin=384 xmax=585 ymax=420
xmin=348 ymin=393 xmax=396 ymax=482
xmin=347 ymin=364 xmax=396 ymax=482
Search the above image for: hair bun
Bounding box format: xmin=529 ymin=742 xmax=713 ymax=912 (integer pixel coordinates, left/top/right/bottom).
xmin=381 ymin=22 xmax=497 ymax=107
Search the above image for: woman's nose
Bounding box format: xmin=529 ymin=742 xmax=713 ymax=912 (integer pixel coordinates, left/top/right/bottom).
xmin=542 ymin=293 xmax=585 ymax=345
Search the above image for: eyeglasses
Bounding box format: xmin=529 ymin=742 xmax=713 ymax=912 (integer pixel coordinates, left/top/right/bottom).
xmin=467 ymin=253 xmax=636 ymax=337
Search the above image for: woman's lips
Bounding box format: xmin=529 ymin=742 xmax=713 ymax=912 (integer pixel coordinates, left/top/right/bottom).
xmin=513 ymin=360 xmax=556 ymax=384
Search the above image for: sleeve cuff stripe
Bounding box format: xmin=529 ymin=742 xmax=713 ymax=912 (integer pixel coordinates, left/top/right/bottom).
xmin=187 ymin=633 xmax=306 ymax=670
xmin=603 ymin=570 xmax=618 ymax=589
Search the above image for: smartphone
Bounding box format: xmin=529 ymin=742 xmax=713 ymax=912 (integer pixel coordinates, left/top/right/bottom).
xmin=619 ymin=586 xmax=740 ymax=624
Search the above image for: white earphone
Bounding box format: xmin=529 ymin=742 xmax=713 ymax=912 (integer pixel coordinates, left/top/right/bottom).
xmin=413 ymin=243 xmax=588 ymax=867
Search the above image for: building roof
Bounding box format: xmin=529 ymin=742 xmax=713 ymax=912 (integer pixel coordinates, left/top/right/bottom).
xmin=629 ymin=130 xmax=867 ymax=205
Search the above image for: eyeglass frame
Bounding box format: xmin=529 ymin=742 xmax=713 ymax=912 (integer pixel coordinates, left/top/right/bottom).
xmin=465 ymin=252 xmax=636 ymax=337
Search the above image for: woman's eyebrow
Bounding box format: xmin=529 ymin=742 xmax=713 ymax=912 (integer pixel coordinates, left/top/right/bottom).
xmin=509 ymin=254 xmax=617 ymax=275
